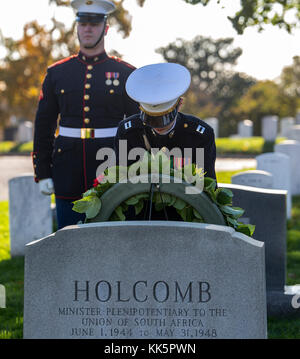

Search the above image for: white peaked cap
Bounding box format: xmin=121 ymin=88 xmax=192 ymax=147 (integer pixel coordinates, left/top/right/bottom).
xmin=71 ymin=0 xmax=116 ymax=15
xmin=126 ymin=63 xmax=191 ymax=115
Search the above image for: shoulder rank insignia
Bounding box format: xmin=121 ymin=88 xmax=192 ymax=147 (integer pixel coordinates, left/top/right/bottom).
xmin=196 ymin=124 xmax=206 ymax=134
xmin=124 ymin=120 xmax=132 ymax=130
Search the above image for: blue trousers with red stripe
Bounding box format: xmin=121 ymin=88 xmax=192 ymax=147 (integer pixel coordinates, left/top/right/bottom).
xmin=55 ymin=197 xmax=86 ymax=230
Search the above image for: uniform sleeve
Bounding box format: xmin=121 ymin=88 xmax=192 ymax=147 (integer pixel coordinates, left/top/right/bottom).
xmin=203 ymin=129 xmax=217 ymax=180
xmin=32 ymin=69 xmax=59 ymax=182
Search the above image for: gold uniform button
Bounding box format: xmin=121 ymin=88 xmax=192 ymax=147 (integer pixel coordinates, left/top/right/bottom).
xmin=85 ymin=83 xmax=91 ymax=89
xmin=84 ymin=94 xmax=90 ymax=100
xmin=84 ymin=118 xmax=90 ymax=124
xmin=94 ymin=57 xmax=99 ymax=61
xmin=110 ymin=89 xmax=114 ymax=94
xmin=58 ymin=148 xmax=62 ymax=153
xmin=60 ymin=89 xmax=65 ymax=94
xmin=84 ymin=106 xmax=90 ymax=112
xmin=82 ymin=56 xmax=86 ymax=61
xmin=184 ymin=123 xmax=188 ymax=128
xmin=86 ymin=74 xmax=92 ymax=79
xmin=87 ymin=65 xmax=93 ymax=70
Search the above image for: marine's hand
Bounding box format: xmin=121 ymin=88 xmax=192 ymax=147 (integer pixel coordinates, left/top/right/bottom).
xmin=39 ymin=178 xmax=54 ymax=195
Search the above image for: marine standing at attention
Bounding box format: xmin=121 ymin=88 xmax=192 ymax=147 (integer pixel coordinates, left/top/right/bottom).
xmin=32 ymin=0 xmax=139 ymax=228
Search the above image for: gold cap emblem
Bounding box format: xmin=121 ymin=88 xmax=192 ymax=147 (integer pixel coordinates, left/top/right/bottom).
xmin=86 ymin=1 xmax=93 ymax=5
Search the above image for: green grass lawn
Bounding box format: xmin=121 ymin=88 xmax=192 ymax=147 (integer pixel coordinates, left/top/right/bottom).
xmin=0 ymin=170 xmax=300 ymax=339
xmin=0 ymin=137 xmax=286 ymax=156
xmin=0 ymin=201 xmax=24 ymax=339
xmin=215 ymin=137 xmax=286 ymax=156
xmin=0 ymin=141 xmax=33 ymax=155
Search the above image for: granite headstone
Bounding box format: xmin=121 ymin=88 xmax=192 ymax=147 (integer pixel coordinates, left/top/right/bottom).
xmin=9 ymin=174 xmax=53 ymax=257
xmin=17 ymin=121 xmax=33 ymax=143
xmin=287 ymin=125 xmax=300 ymax=142
xmin=231 ymin=170 xmax=273 ymax=189
xmin=220 ymin=183 xmax=300 ymax=317
xmin=262 ymin=116 xmax=278 ymax=141
xmin=220 ymin=183 xmax=286 ymax=293
xmin=0 ymin=284 xmax=5 ymax=309
xmin=275 ymin=140 xmax=300 ymax=195
xmin=238 ymin=120 xmax=253 ymax=138
xmin=24 ymin=222 xmax=267 ymax=339
xmin=280 ymin=117 xmax=294 ymax=138
xmin=256 ymin=152 xmax=291 ymax=219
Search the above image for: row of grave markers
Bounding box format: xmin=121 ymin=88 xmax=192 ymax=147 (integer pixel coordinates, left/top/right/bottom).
xmin=3 ymin=113 xmax=300 ymax=143
xmin=205 ymin=113 xmax=300 ymax=140
xmin=232 ymin=140 xmax=300 ymax=219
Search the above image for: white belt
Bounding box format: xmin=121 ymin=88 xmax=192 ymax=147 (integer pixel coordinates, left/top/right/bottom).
xmin=59 ymin=126 xmax=118 ymax=139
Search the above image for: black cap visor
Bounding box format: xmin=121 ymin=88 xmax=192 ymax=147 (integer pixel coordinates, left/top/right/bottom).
xmin=141 ymin=109 xmax=178 ymax=129
xmin=76 ymin=12 xmax=106 ymax=23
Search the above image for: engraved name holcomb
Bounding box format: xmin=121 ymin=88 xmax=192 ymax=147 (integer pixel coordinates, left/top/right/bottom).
xmin=73 ymin=280 xmax=212 ymax=303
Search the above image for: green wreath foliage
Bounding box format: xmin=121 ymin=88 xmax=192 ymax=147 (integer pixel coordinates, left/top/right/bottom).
xmin=73 ymin=150 xmax=255 ymax=237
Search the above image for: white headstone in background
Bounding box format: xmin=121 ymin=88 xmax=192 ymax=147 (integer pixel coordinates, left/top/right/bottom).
xmin=204 ymin=117 xmax=219 ymax=138
xmin=17 ymin=121 xmax=33 ymax=143
xmin=9 ymin=174 xmax=52 ymax=257
xmin=0 ymin=284 xmax=5 ymax=308
xmin=280 ymin=117 xmax=294 ymax=138
xmin=256 ymin=152 xmax=291 ymax=219
xmin=275 ymin=140 xmax=300 ymax=195
xmin=231 ymin=170 xmax=273 ymax=189
xmin=262 ymin=116 xmax=278 ymax=141
xmin=287 ymin=125 xmax=300 ymax=142
xmin=238 ymin=120 xmax=253 ymax=138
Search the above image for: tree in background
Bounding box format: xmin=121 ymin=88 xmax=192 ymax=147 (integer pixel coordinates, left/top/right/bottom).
xmin=232 ymin=80 xmax=296 ymax=135
xmin=231 ymin=57 xmax=300 ymax=136
xmin=278 ymin=55 xmax=300 ymax=110
xmin=139 ymin=0 xmax=300 ymax=34
xmin=0 ymin=0 xmax=134 ymax=127
xmin=156 ymin=36 xmax=256 ymax=136
xmin=0 ymin=22 xmax=57 ymax=127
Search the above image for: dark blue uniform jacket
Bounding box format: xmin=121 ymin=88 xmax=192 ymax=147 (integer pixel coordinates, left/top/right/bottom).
xmin=33 ymin=51 xmax=139 ymax=199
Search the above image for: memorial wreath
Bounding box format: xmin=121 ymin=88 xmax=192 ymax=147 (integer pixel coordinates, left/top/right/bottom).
xmin=73 ymin=150 xmax=255 ymax=237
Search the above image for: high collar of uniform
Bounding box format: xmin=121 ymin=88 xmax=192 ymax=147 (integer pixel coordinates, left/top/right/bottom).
xmin=78 ymin=50 xmax=108 ymax=63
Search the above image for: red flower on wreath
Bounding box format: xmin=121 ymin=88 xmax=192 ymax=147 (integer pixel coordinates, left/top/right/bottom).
xmin=93 ymin=174 xmax=105 ymax=187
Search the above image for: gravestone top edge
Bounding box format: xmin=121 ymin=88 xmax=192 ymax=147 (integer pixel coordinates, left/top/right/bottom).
xmin=256 ymin=152 xmax=289 ymax=160
xmin=25 ymin=232 xmax=55 ymax=248
xmin=24 ymin=221 xmax=264 ymax=251
xmin=8 ymin=173 xmax=35 ymax=184
xmin=232 ymin=170 xmax=272 ymax=176
xmin=219 ymin=183 xmax=287 ymax=195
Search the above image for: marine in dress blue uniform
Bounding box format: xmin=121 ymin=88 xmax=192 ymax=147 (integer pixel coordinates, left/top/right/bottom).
xmin=33 ymin=0 xmax=139 ymax=228
xmin=115 ymin=63 xmax=217 ymax=179
xmin=114 ymin=63 xmax=217 ymax=220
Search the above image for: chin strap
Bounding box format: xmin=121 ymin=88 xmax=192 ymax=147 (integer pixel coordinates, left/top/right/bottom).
xmin=83 ymin=19 xmax=107 ymax=49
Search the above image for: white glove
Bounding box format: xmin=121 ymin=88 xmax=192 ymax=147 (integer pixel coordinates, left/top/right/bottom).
xmin=39 ymin=178 xmax=54 ymax=195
